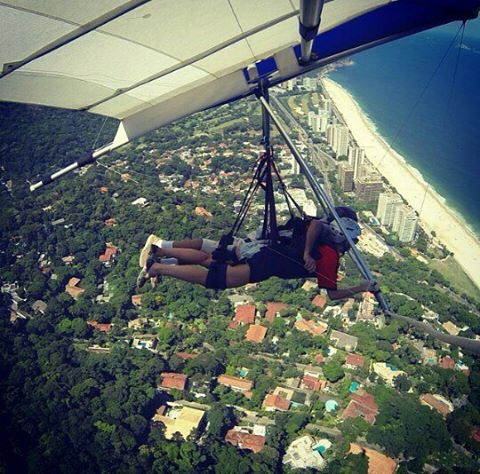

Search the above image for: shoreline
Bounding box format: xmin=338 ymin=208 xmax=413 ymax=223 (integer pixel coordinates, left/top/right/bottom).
xmin=321 ymin=77 xmax=480 ymax=290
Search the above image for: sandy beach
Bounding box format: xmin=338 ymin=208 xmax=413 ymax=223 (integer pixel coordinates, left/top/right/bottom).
xmin=322 ymin=77 xmax=480 ymax=289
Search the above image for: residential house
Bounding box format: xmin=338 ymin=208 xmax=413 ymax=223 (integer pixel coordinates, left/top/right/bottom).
xmin=87 ymin=320 xmax=112 ymax=333
xmin=372 ymin=362 xmax=406 ymax=386
xmin=295 ymin=318 xmax=328 ymax=336
xmin=225 ymin=427 xmax=266 ymax=453
xmin=301 ymin=375 xmax=327 ymax=392
xmin=420 ymin=394 xmax=454 ymax=417
xmin=194 ymin=206 xmax=213 ymax=219
xmin=357 ymin=293 xmax=375 ymax=322
xmin=283 ymin=435 xmax=325 ymax=470
xmin=312 ymin=294 xmax=327 ymax=309
xmin=176 ymin=351 xmax=198 ymax=361
xmin=345 ymin=353 xmax=365 ymax=370
xmin=263 ymin=394 xmax=291 ymax=412
xmin=131 ymin=197 xmax=148 ymax=207
xmin=132 ymin=335 xmax=157 ymax=352
xmin=439 ymin=356 xmax=455 ymax=370
xmin=99 ymin=186 xmax=109 ymax=193
xmin=98 ymin=243 xmax=120 ymax=266
xmin=232 ymin=304 xmax=256 ymax=326
xmin=330 ymin=330 xmax=358 ymax=352
xmin=422 ymin=348 xmax=438 ymax=366
xmin=65 ymin=277 xmax=85 ymax=299
xmin=152 ymin=404 xmax=205 ymax=440
xmin=104 ymin=218 xmax=116 ymax=227
xmin=31 ymin=300 xmax=47 ymax=315
xmin=342 ymin=391 xmax=379 ymax=425
xmin=265 ymin=302 xmax=287 ymax=323
xmin=128 ymin=318 xmax=148 ymax=330
xmin=245 ymin=324 xmax=267 ymax=343
xmin=302 ymin=280 xmax=317 ymax=292
xmin=131 ymin=294 xmax=142 ymax=306
xmin=314 ymin=353 xmax=325 ymax=365
xmin=62 ymin=255 xmax=75 ymax=265
xmin=227 ymin=294 xmax=254 ymax=307
xmin=349 ymin=443 xmax=397 ymax=474
xmin=217 ymin=374 xmax=253 ymax=397
xmin=442 ymin=321 xmax=460 ymax=336
xmin=159 ymin=372 xmax=187 ymax=391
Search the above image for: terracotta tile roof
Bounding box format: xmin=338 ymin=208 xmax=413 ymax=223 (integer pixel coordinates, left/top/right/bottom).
xmin=420 ymin=394 xmax=453 ymax=417
xmin=312 ymin=294 xmax=327 ymax=308
xmin=87 ymin=320 xmax=112 ymax=333
xmin=342 ymin=391 xmax=378 ymax=425
xmin=294 ymin=318 xmax=328 ymax=336
xmin=218 ymin=374 xmax=253 ymax=392
xmin=228 ymin=320 xmax=240 ymax=329
xmin=104 ymin=218 xmax=116 ymax=227
xmin=314 ymin=354 xmax=325 ymax=364
xmin=176 ymin=351 xmax=198 ymax=360
xmin=160 ymin=372 xmax=187 ymax=390
xmin=68 ymin=277 xmax=81 ymax=287
xmin=131 ymin=295 xmax=142 ymax=306
xmin=225 ymin=430 xmax=266 ymax=453
xmin=234 ymin=304 xmax=256 ymax=325
xmin=345 ymin=353 xmax=365 ymax=368
xmin=263 ymin=394 xmax=291 ymax=411
xmin=245 ymin=324 xmax=267 ymax=343
xmin=100 ymin=186 xmax=109 ymax=193
xmin=439 ymin=356 xmax=455 ymax=370
xmin=265 ymin=302 xmax=287 ymax=322
xmin=301 ymin=375 xmax=327 ymax=391
xmin=471 ymin=426 xmax=480 ymax=443
xmin=349 ymin=443 xmax=397 ymax=474
xmin=99 ymin=244 xmax=119 ymax=262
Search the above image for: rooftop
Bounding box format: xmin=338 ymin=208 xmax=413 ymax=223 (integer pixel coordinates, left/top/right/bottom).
xmin=152 ymin=405 xmax=205 ymax=440
xmin=349 ymin=443 xmax=397 ymax=474
xmin=160 ymin=373 xmax=187 ymax=391
xmin=330 ymin=330 xmax=358 ymax=351
xmin=217 ymin=374 xmax=253 ymax=392
xmin=295 ymin=318 xmax=328 ymax=337
xmin=234 ymin=304 xmax=256 ymax=325
xmin=265 ymin=302 xmax=287 ymax=322
xmin=263 ymin=394 xmax=291 ymax=411
xmin=245 ymin=324 xmax=267 ymax=343
xmin=342 ymin=391 xmax=378 ymax=425
xmin=225 ymin=428 xmax=266 ymax=453
xmin=345 ymin=353 xmax=365 ymax=368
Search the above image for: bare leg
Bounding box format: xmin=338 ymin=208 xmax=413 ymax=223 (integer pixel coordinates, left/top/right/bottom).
xmin=147 ymin=263 xmax=251 ymax=288
xmin=172 ymin=238 xmax=204 ymax=250
xmin=153 ymin=247 xmax=211 ymax=265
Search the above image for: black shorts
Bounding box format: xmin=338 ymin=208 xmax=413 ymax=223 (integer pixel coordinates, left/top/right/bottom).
xmin=247 ymin=246 xmax=314 ymax=283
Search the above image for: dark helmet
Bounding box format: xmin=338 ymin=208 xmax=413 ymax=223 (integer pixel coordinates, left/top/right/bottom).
xmin=329 ymin=217 xmax=361 ymax=244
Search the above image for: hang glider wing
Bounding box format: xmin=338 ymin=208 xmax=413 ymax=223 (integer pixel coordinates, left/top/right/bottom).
xmin=1 ymin=0 xmax=479 ymax=150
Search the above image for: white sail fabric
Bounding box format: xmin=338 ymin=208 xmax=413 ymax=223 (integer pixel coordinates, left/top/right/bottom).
xmin=0 ymin=0 xmax=478 ymax=149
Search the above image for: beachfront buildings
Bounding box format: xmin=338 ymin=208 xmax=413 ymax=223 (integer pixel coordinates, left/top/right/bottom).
xmin=355 ymin=175 xmax=383 ymax=203
xmin=327 ymin=124 xmax=349 ymax=157
xmin=318 ymin=94 xmax=332 ymax=115
xmin=392 ymin=204 xmax=418 ymax=242
xmin=347 ymin=146 xmax=365 ymax=179
xmin=338 ymin=163 xmax=354 ymax=192
xmin=377 ymin=192 xmax=403 ymax=227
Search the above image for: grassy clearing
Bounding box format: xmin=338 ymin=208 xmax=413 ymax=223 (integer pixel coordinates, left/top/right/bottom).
xmin=430 ymin=256 xmax=480 ymax=301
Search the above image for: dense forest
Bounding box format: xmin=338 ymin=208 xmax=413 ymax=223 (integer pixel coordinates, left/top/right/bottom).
xmin=1 ymin=99 xmax=479 ymax=473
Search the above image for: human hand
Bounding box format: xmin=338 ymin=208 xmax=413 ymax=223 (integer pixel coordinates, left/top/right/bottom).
xmin=304 ymin=254 xmax=316 ymax=272
xmin=360 ymin=279 xmax=380 ymax=293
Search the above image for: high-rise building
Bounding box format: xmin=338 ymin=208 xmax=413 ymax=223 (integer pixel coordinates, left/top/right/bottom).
xmin=376 ymin=192 xmax=403 ymax=227
xmin=286 ymin=79 xmax=296 ymax=91
xmin=355 ymin=175 xmax=383 ymax=203
xmin=317 ymin=111 xmax=329 ymax=133
xmin=319 ymin=95 xmax=332 ymax=114
xmin=392 ymin=205 xmax=418 ymax=242
xmin=307 ymin=111 xmax=316 ymax=128
xmin=338 ymin=163 xmax=354 ymax=192
xmin=326 ymin=124 xmax=349 ymax=157
xmin=348 ymin=146 xmax=366 ymax=180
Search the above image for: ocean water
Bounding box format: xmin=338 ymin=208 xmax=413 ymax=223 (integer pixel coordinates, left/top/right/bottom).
xmin=329 ymin=23 xmax=480 ymax=235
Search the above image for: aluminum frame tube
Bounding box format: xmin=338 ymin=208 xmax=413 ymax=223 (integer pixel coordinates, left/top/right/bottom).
xmin=258 ymin=95 xmax=390 ymax=312
xmin=299 ymin=0 xmax=324 ymax=64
